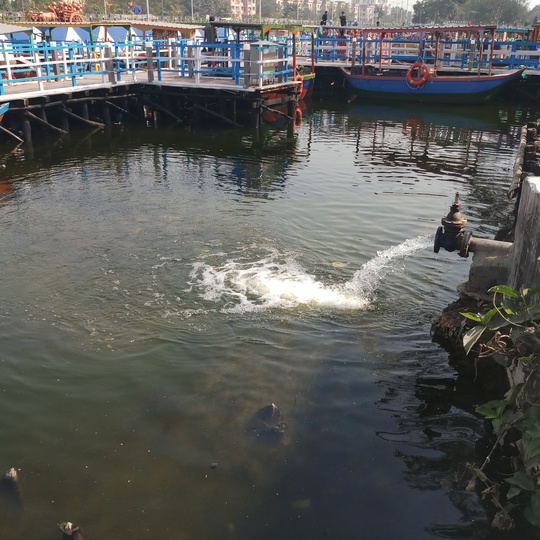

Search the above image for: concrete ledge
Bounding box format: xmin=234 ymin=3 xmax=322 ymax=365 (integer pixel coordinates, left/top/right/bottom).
xmin=509 ymin=177 xmax=540 ymax=300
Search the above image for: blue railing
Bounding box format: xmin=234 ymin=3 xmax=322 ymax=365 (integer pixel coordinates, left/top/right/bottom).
xmin=307 ymin=35 xmax=540 ymax=69
xmin=0 ymin=38 xmax=294 ymax=96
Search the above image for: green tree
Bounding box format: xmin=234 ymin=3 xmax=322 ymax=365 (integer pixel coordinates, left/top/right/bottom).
xmin=262 ymin=0 xmax=280 ymax=18
xmin=457 ymin=0 xmax=528 ymax=24
xmin=530 ymin=3 xmax=540 ymax=22
xmin=299 ymin=0 xmax=313 ymax=21
xmin=412 ymin=0 xmax=461 ymax=24
xmin=282 ymin=0 xmax=296 ymax=19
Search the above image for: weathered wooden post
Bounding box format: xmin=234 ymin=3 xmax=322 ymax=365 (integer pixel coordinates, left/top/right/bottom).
xmin=103 ymin=44 xmax=116 ymax=84
xmin=509 ymin=177 xmax=540 ymax=301
xmin=145 ymin=43 xmax=154 ymax=83
xmin=51 ymin=43 xmax=60 ymax=81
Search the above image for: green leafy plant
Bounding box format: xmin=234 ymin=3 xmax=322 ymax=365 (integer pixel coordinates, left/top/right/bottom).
xmin=460 ymin=281 xmax=540 ymax=529
xmin=461 ymin=284 xmax=540 ymax=358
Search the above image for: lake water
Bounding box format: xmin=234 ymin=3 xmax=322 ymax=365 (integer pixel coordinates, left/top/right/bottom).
xmin=0 ymin=99 xmax=539 ymax=540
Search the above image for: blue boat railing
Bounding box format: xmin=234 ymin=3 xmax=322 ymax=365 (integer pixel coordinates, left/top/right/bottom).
xmin=306 ymin=35 xmax=540 ymax=69
xmin=0 ymin=39 xmax=294 ymax=96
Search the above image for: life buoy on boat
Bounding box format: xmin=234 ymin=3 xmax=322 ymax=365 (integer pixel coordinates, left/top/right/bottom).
xmin=406 ymin=62 xmax=430 ymax=87
xmin=294 ymin=74 xmax=304 ymax=95
xmin=294 ymin=107 xmax=303 ymax=126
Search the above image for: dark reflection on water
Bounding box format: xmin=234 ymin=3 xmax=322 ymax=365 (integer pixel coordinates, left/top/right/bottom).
xmin=0 ymin=100 xmax=539 ymax=540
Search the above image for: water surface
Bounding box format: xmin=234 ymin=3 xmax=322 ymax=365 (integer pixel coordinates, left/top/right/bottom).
xmin=0 ymin=100 xmax=538 ymax=539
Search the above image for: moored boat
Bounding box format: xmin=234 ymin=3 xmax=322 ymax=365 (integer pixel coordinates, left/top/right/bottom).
xmin=297 ymin=71 xmax=315 ymax=100
xmin=341 ymin=24 xmax=526 ymax=105
xmin=0 ymin=102 xmax=9 ymax=123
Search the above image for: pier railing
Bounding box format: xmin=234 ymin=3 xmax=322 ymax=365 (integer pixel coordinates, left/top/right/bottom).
xmin=1 ymin=34 xmax=537 ymax=96
xmin=0 ymin=39 xmax=295 ymax=95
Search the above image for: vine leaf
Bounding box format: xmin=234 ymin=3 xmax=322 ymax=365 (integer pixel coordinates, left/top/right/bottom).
xmin=505 ymin=471 xmax=535 ymax=491
xmin=524 ymin=493 xmax=540 ymax=527
xmin=463 ymin=325 xmax=486 ymax=355
xmin=488 ymin=285 xmax=520 ymax=298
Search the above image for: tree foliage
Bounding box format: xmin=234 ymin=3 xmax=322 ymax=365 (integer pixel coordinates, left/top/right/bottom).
xmin=412 ymin=0 xmax=530 ymax=25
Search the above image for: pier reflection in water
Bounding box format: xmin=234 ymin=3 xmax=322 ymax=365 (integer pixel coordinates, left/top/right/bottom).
xmin=0 ymin=101 xmax=538 ymax=540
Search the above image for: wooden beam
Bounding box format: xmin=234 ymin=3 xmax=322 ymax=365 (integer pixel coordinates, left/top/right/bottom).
xmin=63 ymin=108 xmax=106 ymax=128
xmin=0 ymin=124 xmax=24 ymax=143
xmin=141 ymin=96 xmax=183 ymax=124
xmin=192 ymin=103 xmax=243 ymax=128
xmin=25 ymin=110 xmax=68 ymax=135
xmin=105 ymin=100 xmax=140 ymax=120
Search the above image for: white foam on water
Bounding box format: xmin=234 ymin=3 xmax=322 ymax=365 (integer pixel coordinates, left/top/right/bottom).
xmin=188 ymin=235 xmax=433 ymax=313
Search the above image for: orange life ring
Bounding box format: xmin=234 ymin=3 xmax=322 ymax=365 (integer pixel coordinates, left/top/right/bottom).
xmin=294 ymin=107 xmax=302 ymax=126
xmin=406 ymin=62 xmax=430 ymax=87
xmin=294 ymin=74 xmax=304 ymax=95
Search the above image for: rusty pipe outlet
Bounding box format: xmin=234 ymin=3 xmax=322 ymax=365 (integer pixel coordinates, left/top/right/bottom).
xmin=434 ymin=192 xmax=472 ymax=257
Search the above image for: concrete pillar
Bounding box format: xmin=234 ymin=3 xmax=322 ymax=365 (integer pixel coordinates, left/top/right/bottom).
xmin=458 ymin=239 xmax=512 ymax=300
xmin=509 ymin=177 xmax=540 ymax=300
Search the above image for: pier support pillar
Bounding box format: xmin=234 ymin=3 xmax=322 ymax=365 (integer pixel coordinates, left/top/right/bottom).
xmin=59 ymin=111 xmax=69 ymax=132
xmin=100 ymin=101 xmax=111 ymax=126
xmin=22 ymin=119 xmax=32 ymax=143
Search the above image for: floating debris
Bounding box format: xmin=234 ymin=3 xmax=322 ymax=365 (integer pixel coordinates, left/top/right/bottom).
xmin=59 ymin=521 xmax=86 ymax=540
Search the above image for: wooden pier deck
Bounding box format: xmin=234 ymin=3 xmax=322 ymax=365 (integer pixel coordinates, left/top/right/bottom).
xmin=0 ymin=39 xmax=302 ymax=139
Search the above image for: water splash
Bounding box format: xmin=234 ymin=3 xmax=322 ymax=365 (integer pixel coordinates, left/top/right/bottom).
xmin=189 ymin=235 xmax=433 ymax=313
xmin=346 ymin=234 xmax=434 ymax=298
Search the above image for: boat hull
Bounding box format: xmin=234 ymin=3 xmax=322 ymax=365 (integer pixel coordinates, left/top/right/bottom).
xmin=300 ymin=73 xmax=315 ymax=100
xmin=341 ymin=68 xmax=525 ymax=104
xmin=0 ymin=102 xmax=9 ymax=123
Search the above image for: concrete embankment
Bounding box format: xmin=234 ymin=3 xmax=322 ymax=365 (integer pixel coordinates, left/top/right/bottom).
xmin=432 ymin=121 xmax=540 ymax=520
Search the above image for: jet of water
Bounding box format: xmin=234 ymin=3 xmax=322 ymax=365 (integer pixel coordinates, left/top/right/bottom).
xmin=189 ymin=235 xmax=433 ymax=313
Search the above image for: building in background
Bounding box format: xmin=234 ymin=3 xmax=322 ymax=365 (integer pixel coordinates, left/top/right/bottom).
xmin=226 ymin=0 xmax=389 ymax=23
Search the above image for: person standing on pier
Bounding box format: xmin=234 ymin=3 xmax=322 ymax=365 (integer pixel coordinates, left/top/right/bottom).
xmin=339 ymin=11 xmax=346 ymax=36
xmin=203 ymin=16 xmax=216 ymax=66
xmin=321 ymin=10 xmax=328 ymax=25
xmin=204 ymin=16 xmax=216 ymax=49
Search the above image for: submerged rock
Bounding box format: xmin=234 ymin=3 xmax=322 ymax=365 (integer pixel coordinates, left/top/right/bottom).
xmin=0 ymin=467 xmax=23 ymax=511
xmin=247 ymin=403 xmax=287 ymax=443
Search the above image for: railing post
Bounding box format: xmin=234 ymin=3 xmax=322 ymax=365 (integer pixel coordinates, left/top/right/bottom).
xmin=255 ymin=43 xmax=263 ymax=88
xmin=104 ymin=44 xmax=116 ymax=83
xmin=510 ymin=42 xmax=517 ymax=69
xmin=168 ymin=38 xmax=176 ymax=70
xmin=145 ymin=43 xmax=154 ymax=83
xmin=35 ymin=52 xmax=44 ymax=92
xmin=2 ymin=43 xmax=12 ymax=81
xmin=155 ymin=41 xmax=162 ymax=81
xmin=242 ymin=44 xmax=251 ymax=88
xmin=193 ymin=45 xmax=201 ymax=84
xmin=231 ymin=42 xmax=239 ymax=85
xmin=51 ymin=42 xmax=60 ymax=81
xmin=68 ymin=44 xmax=77 ymax=86
xmin=277 ymin=47 xmax=283 ymax=83
xmin=41 ymin=42 xmax=52 ymax=81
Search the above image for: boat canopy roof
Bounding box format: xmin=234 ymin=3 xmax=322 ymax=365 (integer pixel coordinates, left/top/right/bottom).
xmin=0 ymin=22 xmax=34 ymax=36
xmin=210 ymin=21 xmax=309 ymax=35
